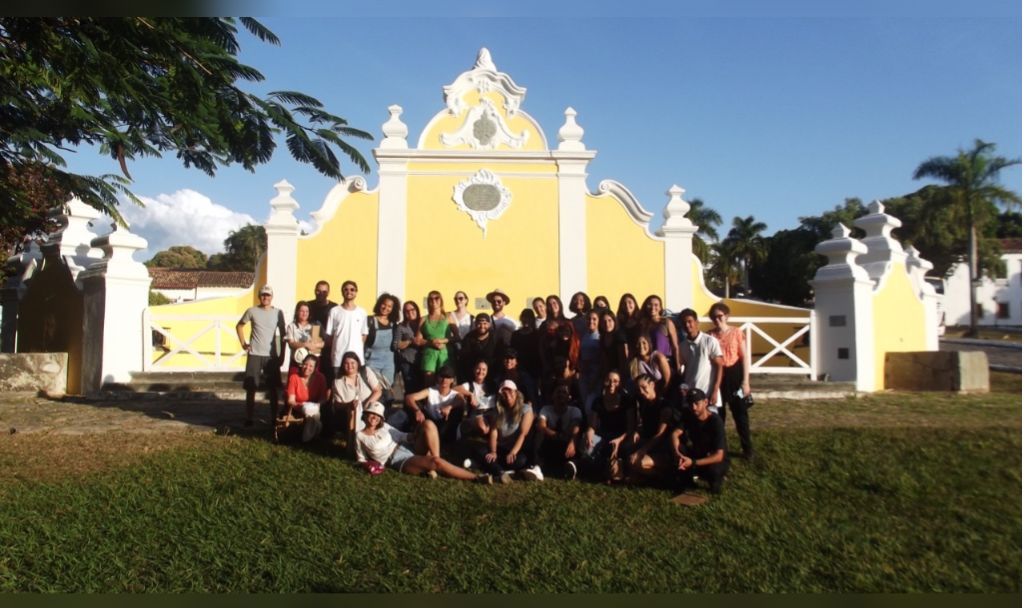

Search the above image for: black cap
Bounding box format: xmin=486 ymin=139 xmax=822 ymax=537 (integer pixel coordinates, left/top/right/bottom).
xmin=503 ymin=348 xmax=518 ymax=359
xmin=438 ymin=365 xmax=456 ymax=379
xmin=686 ymin=388 xmax=707 ymax=404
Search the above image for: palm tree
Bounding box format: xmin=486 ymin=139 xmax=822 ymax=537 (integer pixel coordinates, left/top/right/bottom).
xmin=710 ymin=240 xmax=741 ymax=298
xmin=724 ymin=215 xmax=768 ymax=292
xmin=687 ymin=197 xmax=723 ymax=263
xmin=913 ymin=139 xmax=1020 ymax=336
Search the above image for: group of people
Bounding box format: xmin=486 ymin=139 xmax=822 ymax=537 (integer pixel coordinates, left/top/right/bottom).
xmin=236 ymin=280 xmax=755 ymax=494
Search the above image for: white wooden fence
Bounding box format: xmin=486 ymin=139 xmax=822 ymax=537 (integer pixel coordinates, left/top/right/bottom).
xmin=143 ymin=311 xmax=246 ymax=372
xmin=711 ymin=314 xmax=816 ymax=377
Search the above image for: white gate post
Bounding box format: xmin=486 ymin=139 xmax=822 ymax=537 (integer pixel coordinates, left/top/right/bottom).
xmin=811 ymin=224 xmax=875 ymax=391
xmin=79 ymin=224 xmax=151 ymax=393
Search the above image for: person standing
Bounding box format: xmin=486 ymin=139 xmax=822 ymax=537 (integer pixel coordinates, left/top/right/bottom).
xmin=486 ymin=288 xmax=518 ymax=344
xmin=304 ymin=280 xmax=337 ymax=381
xmin=678 ymin=308 xmax=724 ymax=409
xmin=236 ymin=284 xmax=287 ymax=428
xmin=707 ymin=302 xmax=754 ymax=459
xmin=325 ymin=280 xmax=369 ymax=375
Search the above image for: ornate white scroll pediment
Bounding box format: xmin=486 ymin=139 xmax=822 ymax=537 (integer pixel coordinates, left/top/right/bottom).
xmin=439 ymin=98 xmax=529 ymax=150
xmin=452 ymin=170 xmax=512 ymax=237
xmin=443 ymin=48 xmax=527 ymax=118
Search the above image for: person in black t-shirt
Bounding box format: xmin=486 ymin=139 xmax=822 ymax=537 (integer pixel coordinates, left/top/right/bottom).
xmin=670 ymin=388 xmax=729 ymax=494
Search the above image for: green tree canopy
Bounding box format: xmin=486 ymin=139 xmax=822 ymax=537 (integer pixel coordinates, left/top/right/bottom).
xmin=912 ymin=139 xmax=1020 ymax=335
xmin=145 ymin=245 xmax=208 ymax=269
xmin=206 ymin=224 xmax=265 ymax=271
xmin=0 ymin=17 xmax=371 ymax=256
xmin=723 ymin=215 xmax=767 ymax=292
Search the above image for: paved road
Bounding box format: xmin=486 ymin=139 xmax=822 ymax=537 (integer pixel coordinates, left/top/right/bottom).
xmin=940 ymin=338 xmax=1022 ymax=372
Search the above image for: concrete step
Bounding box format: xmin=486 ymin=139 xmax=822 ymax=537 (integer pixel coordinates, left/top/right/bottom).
xmin=94 ymin=371 xmax=856 ymax=402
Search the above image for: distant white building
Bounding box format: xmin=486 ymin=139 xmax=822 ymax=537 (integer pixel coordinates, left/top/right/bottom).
xmin=149 ymin=268 xmax=254 ymax=303
xmin=943 ymin=238 xmax=1022 ymax=327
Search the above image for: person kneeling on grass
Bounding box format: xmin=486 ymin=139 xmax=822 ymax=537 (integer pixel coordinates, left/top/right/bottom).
xmin=669 ymin=388 xmax=729 ymax=495
xmin=356 ymin=402 xmax=492 ymax=484
xmin=535 ymin=381 xmax=584 ymax=480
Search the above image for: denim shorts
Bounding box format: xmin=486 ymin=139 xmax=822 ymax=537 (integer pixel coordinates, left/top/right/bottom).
xmin=388 ymin=443 xmax=416 ymax=472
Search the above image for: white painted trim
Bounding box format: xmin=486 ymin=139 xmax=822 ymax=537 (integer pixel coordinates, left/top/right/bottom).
xmin=377 ymin=148 xmax=592 ymax=162
xmin=404 ymin=170 xmax=557 ymax=179
xmin=415 ymin=108 xmax=552 ymax=152
xmin=377 ymin=158 xmax=408 ymax=298
xmin=304 ymin=177 xmax=376 ymax=240
xmin=557 ymin=159 xmax=588 ymax=299
xmin=589 ymin=179 xmax=657 ymax=237
xmin=439 ymin=99 xmax=530 ymax=150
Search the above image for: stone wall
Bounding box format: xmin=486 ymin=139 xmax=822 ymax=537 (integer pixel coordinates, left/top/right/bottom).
xmin=884 ymin=351 xmax=989 ymax=393
xmin=0 ymin=352 xmax=68 ymax=395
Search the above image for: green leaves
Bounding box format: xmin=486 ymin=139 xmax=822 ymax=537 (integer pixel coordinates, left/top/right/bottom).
xmin=0 ymin=18 xmax=371 ymax=255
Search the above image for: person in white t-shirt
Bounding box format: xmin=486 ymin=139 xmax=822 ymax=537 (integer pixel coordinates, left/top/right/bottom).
xmin=325 ymin=280 xmax=369 ymax=373
xmin=401 ymin=366 xmax=465 ymax=443
xmin=678 ymin=308 xmax=724 ymax=411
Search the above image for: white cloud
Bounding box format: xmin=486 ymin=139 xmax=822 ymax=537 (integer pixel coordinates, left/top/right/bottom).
xmin=110 ymin=189 xmax=257 ymax=258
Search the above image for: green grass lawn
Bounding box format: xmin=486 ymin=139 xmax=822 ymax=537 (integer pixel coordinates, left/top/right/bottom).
xmin=0 ymin=377 xmax=1020 ymax=594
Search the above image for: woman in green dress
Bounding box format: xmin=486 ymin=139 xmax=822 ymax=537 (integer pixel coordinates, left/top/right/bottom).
xmin=418 ymin=290 xmax=455 ymax=388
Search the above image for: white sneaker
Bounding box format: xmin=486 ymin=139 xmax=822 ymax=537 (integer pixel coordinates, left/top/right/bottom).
xmin=498 ymin=470 xmax=514 ymax=485
xmin=520 ymin=465 xmax=544 ymax=482
xmin=462 ymin=458 xmax=473 ymax=469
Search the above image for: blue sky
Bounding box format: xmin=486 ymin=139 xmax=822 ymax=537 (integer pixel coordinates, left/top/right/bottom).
xmin=65 ymin=1 xmax=1022 ymax=256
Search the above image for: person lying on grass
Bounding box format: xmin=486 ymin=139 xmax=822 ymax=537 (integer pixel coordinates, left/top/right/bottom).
xmin=669 ymin=388 xmax=728 ymax=495
xmin=356 ymin=402 xmax=492 ymax=484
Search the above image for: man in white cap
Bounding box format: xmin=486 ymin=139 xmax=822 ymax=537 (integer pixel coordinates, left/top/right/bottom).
xmin=237 ymin=284 xmax=287 ymax=427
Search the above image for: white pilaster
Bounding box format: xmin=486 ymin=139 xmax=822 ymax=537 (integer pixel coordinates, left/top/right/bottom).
xmin=853 ymin=200 xmax=906 ymax=283
xmin=556 ymin=108 xmax=592 ymax=299
xmin=78 ymin=226 xmax=151 ymax=392
xmin=265 ymin=180 xmax=300 ymax=323
xmin=656 ymin=185 xmax=698 ymax=311
xmin=811 ymin=224 xmax=875 ymax=391
xmin=906 ymin=245 xmax=940 ymax=350
xmin=377 ymin=106 xmax=409 ymax=297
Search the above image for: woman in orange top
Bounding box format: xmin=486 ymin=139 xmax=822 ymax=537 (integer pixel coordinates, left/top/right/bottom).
xmin=707 ymin=302 xmax=754 ymax=459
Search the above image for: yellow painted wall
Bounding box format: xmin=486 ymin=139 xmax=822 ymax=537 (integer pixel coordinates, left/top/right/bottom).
xmin=295 ymin=190 xmax=380 ymax=307
xmin=872 ymin=263 xmax=928 ymax=390
xmin=585 ymin=193 xmax=664 ymax=305
xmin=404 ymin=169 xmax=559 ymax=313
xmin=147 ymin=257 xmax=265 ymax=370
xmin=419 ymin=90 xmax=547 ymax=152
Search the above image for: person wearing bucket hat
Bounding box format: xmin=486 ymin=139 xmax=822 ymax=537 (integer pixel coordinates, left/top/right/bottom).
xmin=669 ymin=387 xmax=729 ymax=494
xmin=486 ymin=288 xmax=518 ymax=340
xmin=237 ymin=284 xmax=287 ymax=428
xmin=356 ymin=401 xmax=492 ymax=484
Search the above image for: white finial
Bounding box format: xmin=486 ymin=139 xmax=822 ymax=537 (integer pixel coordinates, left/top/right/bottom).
xmin=268 ymin=180 xmax=299 ymax=228
xmin=867 ymin=199 xmax=884 ymax=214
xmin=557 ymin=107 xmax=585 ymax=151
xmin=832 ymin=223 xmax=851 ymax=239
xmin=660 ymin=184 xmax=696 ymax=233
xmin=475 ymin=48 xmax=496 ymax=71
xmin=381 ymin=104 xmax=409 ymax=149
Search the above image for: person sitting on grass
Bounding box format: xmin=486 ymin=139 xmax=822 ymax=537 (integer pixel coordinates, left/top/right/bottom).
xmin=535 ymin=381 xmax=584 ymax=480
xmin=669 ymin=388 xmax=728 ymax=495
xmin=455 ymin=359 xmax=495 ymax=461
xmin=356 ymin=402 xmax=492 ymax=484
xmin=329 ymin=351 xmax=382 ymax=451
xmin=276 ymin=353 xmax=327 ymax=443
xmin=400 ymin=365 xmax=465 ymax=443
xmin=582 ymin=370 xmax=636 ymax=482
xmin=476 ymin=380 xmax=543 ymax=483
xmin=627 ymin=373 xmax=672 ymax=481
